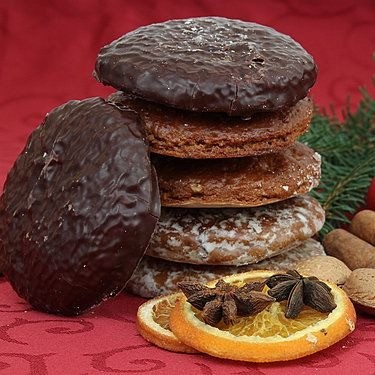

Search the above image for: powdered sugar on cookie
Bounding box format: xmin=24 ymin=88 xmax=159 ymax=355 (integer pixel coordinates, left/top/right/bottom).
xmin=147 ymin=195 xmax=324 ymax=265
xmin=128 ymin=238 xmax=326 ymax=298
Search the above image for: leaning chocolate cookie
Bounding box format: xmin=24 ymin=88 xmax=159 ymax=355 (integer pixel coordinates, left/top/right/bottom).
xmin=0 ymin=98 xmax=160 ymax=315
xmin=95 ymin=17 xmax=317 ymax=116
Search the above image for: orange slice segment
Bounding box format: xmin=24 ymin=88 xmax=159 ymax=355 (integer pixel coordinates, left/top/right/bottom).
xmin=136 ymin=293 xmax=196 ymax=353
xmin=169 ymin=270 xmax=356 ymax=362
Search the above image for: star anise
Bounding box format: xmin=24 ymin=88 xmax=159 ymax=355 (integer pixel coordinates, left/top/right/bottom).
xmin=178 ymin=279 xmax=275 ymax=326
xmin=266 ymin=270 xmax=337 ymax=319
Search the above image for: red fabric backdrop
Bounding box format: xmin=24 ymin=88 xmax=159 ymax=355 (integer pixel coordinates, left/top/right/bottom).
xmin=0 ymin=1 xmax=374 ymax=374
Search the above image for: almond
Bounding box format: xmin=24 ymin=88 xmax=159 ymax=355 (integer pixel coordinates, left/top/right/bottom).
xmin=343 ymin=268 xmax=375 ymax=316
xmin=295 ymin=255 xmax=351 ymax=285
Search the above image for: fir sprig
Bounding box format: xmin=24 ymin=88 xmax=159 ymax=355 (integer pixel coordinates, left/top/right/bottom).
xmin=299 ymin=90 xmax=375 ymax=238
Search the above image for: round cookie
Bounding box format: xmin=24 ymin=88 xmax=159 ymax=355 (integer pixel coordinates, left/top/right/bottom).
xmin=127 ymin=239 xmax=326 ymax=298
xmin=147 ymin=195 xmax=324 ymax=266
xmin=107 ymin=93 xmax=313 ymax=159
xmin=95 ymin=17 xmax=317 ymax=116
xmin=154 ymin=142 xmax=321 ymax=207
xmin=0 ymin=98 xmax=160 ymax=315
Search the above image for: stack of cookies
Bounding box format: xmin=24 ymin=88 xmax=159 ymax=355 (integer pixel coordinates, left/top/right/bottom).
xmin=94 ymin=17 xmax=326 ymax=298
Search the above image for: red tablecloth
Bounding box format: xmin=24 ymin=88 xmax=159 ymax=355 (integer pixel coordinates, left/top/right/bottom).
xmin=0 ymin=1 xmax=374 ymax=374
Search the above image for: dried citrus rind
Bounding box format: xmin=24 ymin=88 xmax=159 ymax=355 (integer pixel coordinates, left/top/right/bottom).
xmin=170 ymin=270 xmax=356 ymax=362
xmin=136 ymin=293 xmax=196 ymax=353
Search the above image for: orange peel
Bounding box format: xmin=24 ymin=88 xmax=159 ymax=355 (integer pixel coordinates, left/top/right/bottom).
xmin=169 ymin=270 xmax=356 ymax=362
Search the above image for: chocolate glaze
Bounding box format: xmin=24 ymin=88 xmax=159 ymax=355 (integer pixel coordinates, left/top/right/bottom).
xmin=0 ymin=98 xmax=160 ymax=315
xmin=95 ymin=17 xmax=317 ymax=116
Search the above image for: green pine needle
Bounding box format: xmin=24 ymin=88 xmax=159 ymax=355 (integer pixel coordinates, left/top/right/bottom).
xmin=299 ymin=90 xmax=375 ymax=238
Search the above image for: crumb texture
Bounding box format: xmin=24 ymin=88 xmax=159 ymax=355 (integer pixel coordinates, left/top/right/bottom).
xmin=154 ymin=142 xmax=321 ymax=207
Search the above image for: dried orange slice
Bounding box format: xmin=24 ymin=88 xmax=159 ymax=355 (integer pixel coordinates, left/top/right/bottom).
xmin=136 ymin=293 xmax=196 ymax=353
xmin=169 ymin=270 xmax=356 ymax=362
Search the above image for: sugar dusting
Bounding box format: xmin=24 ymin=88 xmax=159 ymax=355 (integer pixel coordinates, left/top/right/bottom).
xmin=127 ymin=239 xmax=326 ymax=298
xmin=147 ymin=195 xmax=325 ymax=265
